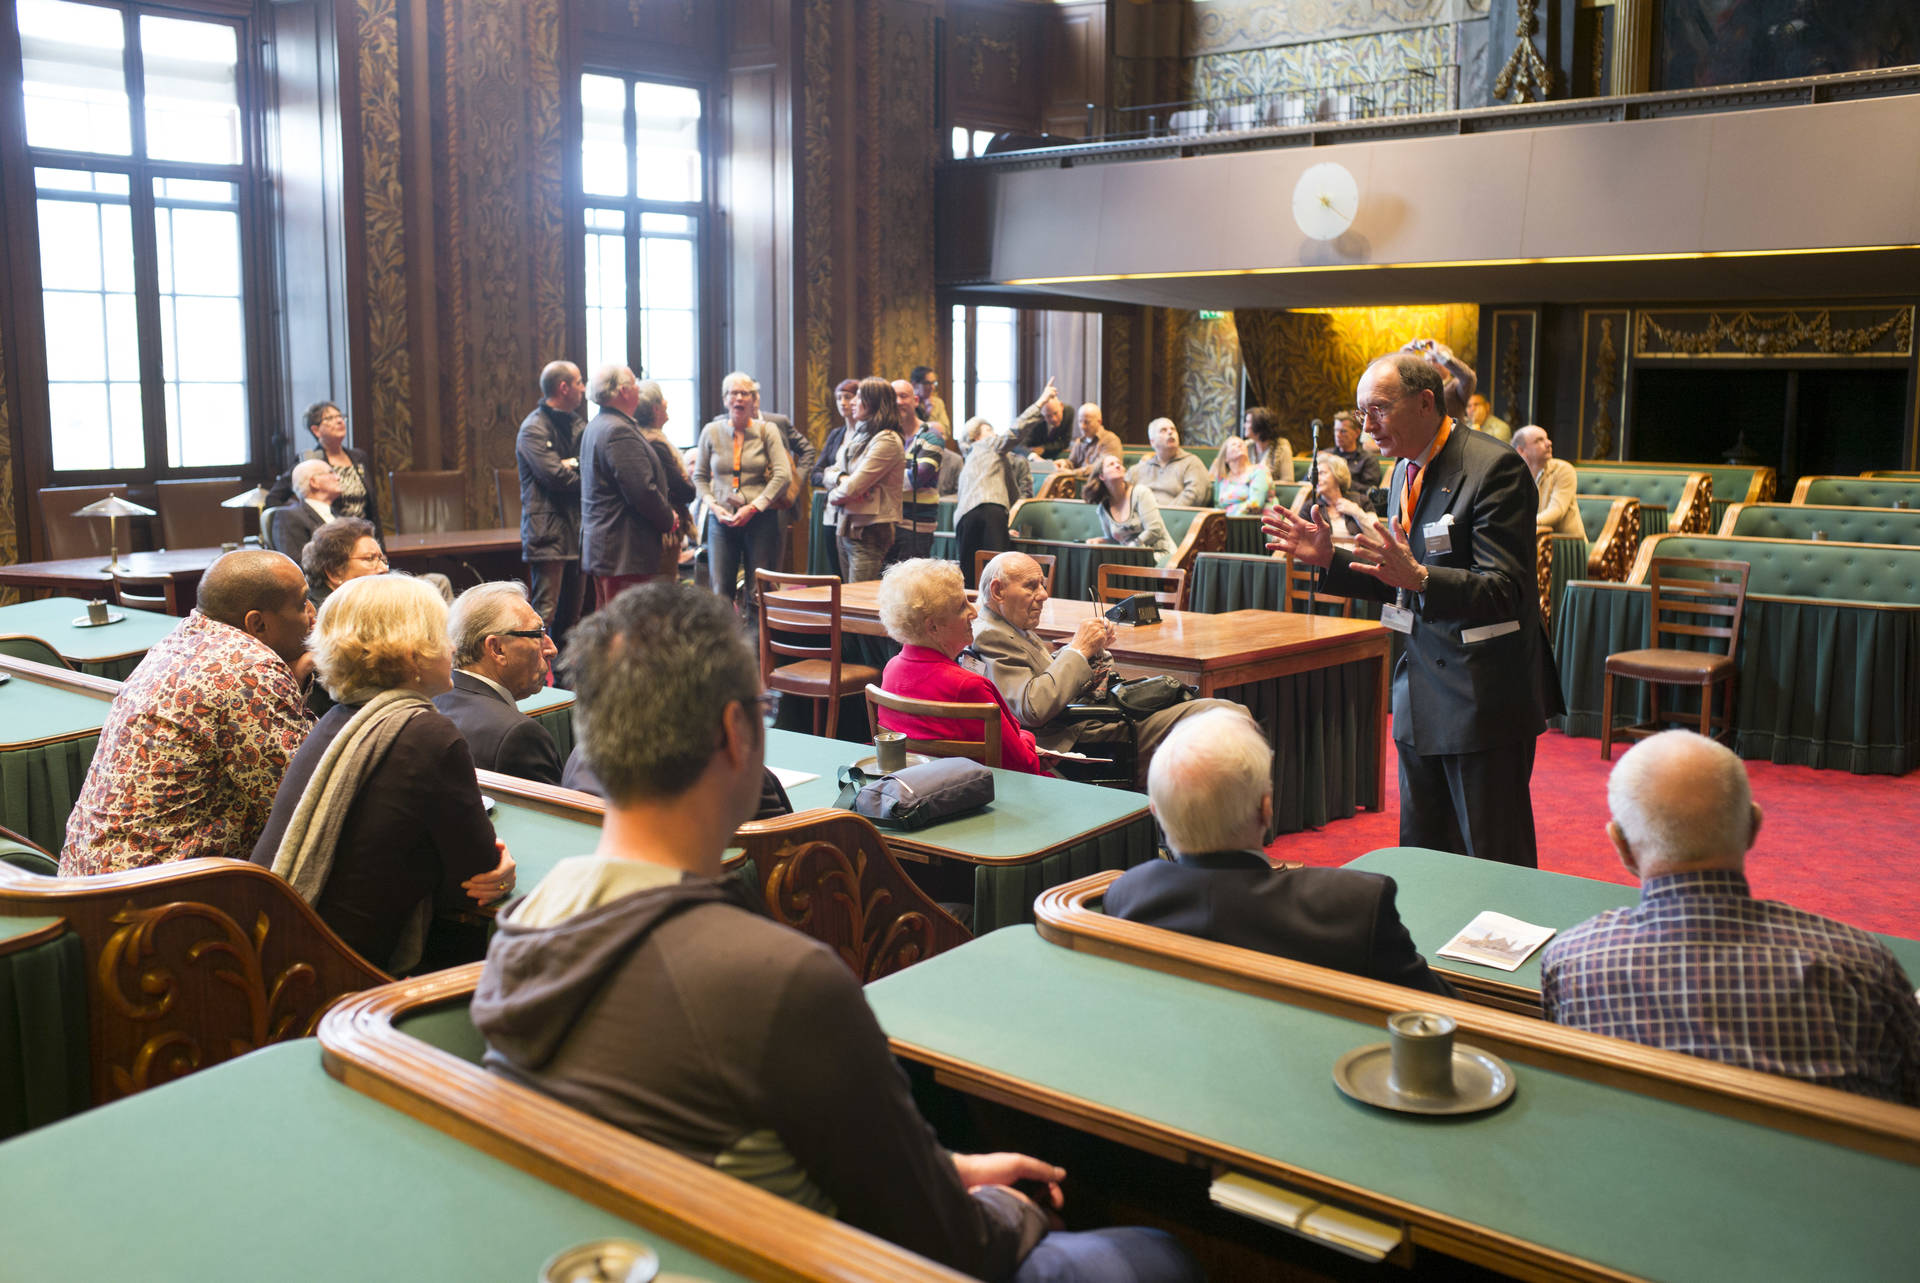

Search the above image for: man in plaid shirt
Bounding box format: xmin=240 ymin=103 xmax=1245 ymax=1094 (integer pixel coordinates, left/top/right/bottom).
xmin=1542 ymin=730 xmax=1920 ymax=1105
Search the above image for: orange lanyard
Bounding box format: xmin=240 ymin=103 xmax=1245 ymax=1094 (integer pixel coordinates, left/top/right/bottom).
xmin=1397 ymin=416 xmax=1453 ymax=535
xmin=732 ymin=429 xmax=747 ymax=480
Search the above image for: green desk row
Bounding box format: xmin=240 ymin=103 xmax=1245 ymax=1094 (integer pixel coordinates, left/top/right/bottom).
xmin=0 ymin=672 xmax=115 ymax=854
xmin=494 ymin=728 xmax=1156 ymax=934
xmin=1345 ymin=847 xmax=1920 ymax=1005
xmin=0 ymin=1041 xmax=748 ymax=1282
xmin=0 ymin=596 xmax=181 ymax=679
xmin=866 ymin=926 xmax=1920 ymax=1283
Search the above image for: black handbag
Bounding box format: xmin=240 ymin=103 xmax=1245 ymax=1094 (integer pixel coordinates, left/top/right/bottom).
xmin=833 ymin=758 xmax=995 ymax=830
xmin=1107 ymin=674 xmax=1197 ymax=720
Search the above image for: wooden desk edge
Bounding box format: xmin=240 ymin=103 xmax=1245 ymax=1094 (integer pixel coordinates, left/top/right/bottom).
xmin=0 ymin=915 xmax=69 ymax=958
xmin=318 ymin=970 xmax=974 ymax=1283
xmin=1031 ymin=872 xmax=1920 ymax=1167
xmin=0 ymin=655 xmax=122 ymax=750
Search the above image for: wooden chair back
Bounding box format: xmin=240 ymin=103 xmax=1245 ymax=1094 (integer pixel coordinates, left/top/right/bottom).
xmin=1283 ymin=556 xmax=1353 ymax=617
xmin=0 ymin=858 xmax=389 ymax=1110
xmin=1648 ymin=556 xmax=1750 ymax=655
xmin=736 ymin=807 xmax=972 ymax=982
xmin=154 ymin=477 xmax=246 ymax=549
xmin=110 ymin=571 xmax=180 ymax=615
xmin=756 ymin=571 xmax=881 ymax=740
xmin=388 ymin=469 xmax=468 ymax=534
xmin=38 ymin=485 xmax=134 ymax=560
xmin=493 ymin=467 xmax=521 ymax=528
xmin=0 ymin=634 xmax=74 ymax=670
xmin=973 ymin=549 xmax=1056 ymax=595
xmin=1095 ymin=562 xmax=1189 ymax=611
xmin=865 ymin=683 xmax=1002 ymax=767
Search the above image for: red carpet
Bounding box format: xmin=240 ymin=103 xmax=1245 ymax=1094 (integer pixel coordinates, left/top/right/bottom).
xmin=1267 ymin=730 xmax=1920 ymax=940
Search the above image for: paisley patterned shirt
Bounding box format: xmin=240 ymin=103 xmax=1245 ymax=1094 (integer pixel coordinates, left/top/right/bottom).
xmin=59 ymin=611 xmax=312 ymax=876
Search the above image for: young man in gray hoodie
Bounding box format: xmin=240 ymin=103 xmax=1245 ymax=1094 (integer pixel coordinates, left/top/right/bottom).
xmin=470 ymin=583 xmax=1198 ymax=1283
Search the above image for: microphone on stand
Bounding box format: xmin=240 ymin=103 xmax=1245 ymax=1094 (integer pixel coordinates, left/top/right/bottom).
xmin=1306 ymin=419 xmax=1323 ymax=615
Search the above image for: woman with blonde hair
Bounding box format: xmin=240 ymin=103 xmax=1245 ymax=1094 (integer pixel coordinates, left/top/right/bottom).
xmin=1208 ymin=436 xmax=1271 ymax=516
xmin=1288 ymin=450 xmax=1374 ymax=539
xmin=252 ymin=573 xmax=514 ymax=974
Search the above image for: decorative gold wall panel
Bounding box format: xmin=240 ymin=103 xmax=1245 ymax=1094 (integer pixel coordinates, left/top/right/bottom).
xmin=873 ymin=1 xmax=939 ymax=381
xmin=1186 ymin=24 xmax=1455 ymax=103
xmin=355 ymin=0 xmax=413 ymax=516
xmin=1578 ymin=309 xmax=1630 ymax=461
xmin=1490 ymin=308 xmax=1538 ymax=426
xmin=1634 ymin=307 xmax=1915 ymax=359
xmin=1186 ymin=0 xmax=1458 ymax=54
xmin=0 ymin=321 xmax=16 ymax=598
xmin=1162 ymin=311 xmax=1243 ymax=446
xmin=800 ymin=0 xmax=837 ymax=445
xmin=1235 ymin=304 xmax=1479 ymax=452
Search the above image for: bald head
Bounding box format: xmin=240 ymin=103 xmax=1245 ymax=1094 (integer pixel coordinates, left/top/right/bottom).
xmin=1076 ymin=403 xmax=1103 ymax=436
xmin=978 ymin=550 xmax=1030 ymax=599
xmin=197 ymin=549 xmax=306 ymax=627
xmin=1512 ymin=425 xmax=1551 ymax=473
xmin=1148 ymin=709 xmax=1272 ymax=855
xmin=1606 ymin=731 xmax=1762 ymax=879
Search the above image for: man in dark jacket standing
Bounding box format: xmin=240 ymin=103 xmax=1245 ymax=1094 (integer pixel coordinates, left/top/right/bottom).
xmin=517 ymin=361 xmax=586 ymax=640
xmin=580 ymin=366 xmax=676 ymax=611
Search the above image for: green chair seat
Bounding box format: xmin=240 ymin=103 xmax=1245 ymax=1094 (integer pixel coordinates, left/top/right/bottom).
xmin=1722 ymin=504 xmax=1920 ymax=546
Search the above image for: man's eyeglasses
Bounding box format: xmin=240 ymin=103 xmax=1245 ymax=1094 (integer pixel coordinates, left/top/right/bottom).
xmin=348 ymin=552 xmax=388 ymax=566
xmin=1358 ymin=392 xmax=1412 ymax=424
xmin=497 ymin=627 xmax=551 ymax=641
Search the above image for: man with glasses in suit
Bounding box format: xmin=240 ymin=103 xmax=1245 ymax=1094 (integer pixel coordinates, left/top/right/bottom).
xmin=434 ymin=581 xmax=564 ymax=785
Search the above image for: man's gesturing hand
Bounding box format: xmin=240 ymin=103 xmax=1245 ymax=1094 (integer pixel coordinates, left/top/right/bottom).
xmin=1262 ymin=501 xmax=1334 ymax=568
xmin=1347 ymin=519 xmax=1427 ymax=593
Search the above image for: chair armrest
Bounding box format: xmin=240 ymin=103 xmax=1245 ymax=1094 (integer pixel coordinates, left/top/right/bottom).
xmin=1061 ymin=702 xmax=1118 ymax=722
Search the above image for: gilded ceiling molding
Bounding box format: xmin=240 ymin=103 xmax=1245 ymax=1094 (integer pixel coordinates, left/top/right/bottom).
xmin=1635 ymin=308 xmax=1915 ymax=359
xmin=356 ymin=0 xmax=413 ymax=510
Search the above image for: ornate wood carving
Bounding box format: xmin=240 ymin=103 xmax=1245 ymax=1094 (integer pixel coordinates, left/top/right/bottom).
xmin=800 ymin=0 xmax=837 ymax=446
xmin=1578 ymin=310 xmax=1628 ymax=461
xmin=740 ymin=809 xmax=969 ymax=983
xmin=1634 ymin=308 xmax=1915 ymax=359
xmin=1490 ymin=308 xmax=1537 ymax=427
xmin=1494 ymin=0 xmax=1554 ymax=103
xmin=1535 ymin=530 xmax=1552 ymax=627
xmin=356 ymin=0 xmax=412 ymax=518
xmin=0 ymin=858 xmax=388 ymax=1106
xmin=1586 ymin=497 xmax=1641 ymax=581
xmin=1675 ymin=474 xmax=1714 ymax=534
xmin=0 ymin=315 xmax=17 ymax=594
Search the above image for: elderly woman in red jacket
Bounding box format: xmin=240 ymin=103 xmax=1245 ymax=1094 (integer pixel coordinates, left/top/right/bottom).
xmin=875 ymin=558 xmax=1047 ymax=775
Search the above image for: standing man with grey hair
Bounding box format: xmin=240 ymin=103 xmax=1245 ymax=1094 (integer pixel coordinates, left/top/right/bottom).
xmin=1105 ymin=709 xmax=1452 ymax=994
xmin=434 ymin=581 xmax=563 ymax=785
xmin=1266 ymin=351 xmax=1561 ymax=867
xmin=518 ymin=359 xmax=587 ymax=641
xmin=1542 ymin=731 xmax=1920 ymax=1105
xmin=266 ymin=458 xmax=344 ymax=558
xmin=581 ymin=365 xmax=676 ymax=610
xmin=1127 ymin=419 xmax=1211 ymax=507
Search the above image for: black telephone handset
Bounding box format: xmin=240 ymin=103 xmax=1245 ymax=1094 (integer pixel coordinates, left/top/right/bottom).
xmin=1104 ymin=593 xmax=1161 ymax=625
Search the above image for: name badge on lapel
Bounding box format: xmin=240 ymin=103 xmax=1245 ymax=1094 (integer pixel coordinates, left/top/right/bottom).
xmin=1380 ymin=602 xmax=1415 ymax=634
xmin=1422 ymin=514 xmax=1454 ymax=555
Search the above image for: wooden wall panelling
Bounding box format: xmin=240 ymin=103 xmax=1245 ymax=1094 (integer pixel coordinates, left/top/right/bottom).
xmin=1577 ymin=308 xmax=1631 ymax=460
xmin=571 ymin=0 xmax=723 ymax=68
xmin=0 ymin=6 xmax=52 ymax=561
xmin=873 ymin=1 xmax=940 ymax=380
xmin=351 ymin=0 xmax=413 ymax=523
xmin=1490 ymin=307 xmax=1540 ymax=427
xmin=944 ymin=0 xmax=1044 ymax=134
xmin=1040 ymin=1 xmax=1105 ymax=139
xmin=723 ymin=0 xmax=798 ymax=418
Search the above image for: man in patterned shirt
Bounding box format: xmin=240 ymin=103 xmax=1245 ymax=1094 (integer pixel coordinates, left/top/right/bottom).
xmin=1542 ymin=730 xmax=1920 ymax=1104
xmin=60 ymin=550 xmax=316 ymax=876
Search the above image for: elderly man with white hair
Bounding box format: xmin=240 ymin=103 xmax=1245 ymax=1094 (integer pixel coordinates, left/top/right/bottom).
xmin=1127 ymin=419 xmax=1211 ymax=507
xmin=1541 ymin=731 xmax=1920 ymax=1104
xmin=967 ymin=551 xmax=1249 ymax=786
xmin=266 ymin=458 xmax=344 ymax=558
xmin=1512 ymin=425 xmax=1584 ymax=538
xmin=1103 ymin=709 xmax=1452 ymax=994
xmin=433 ymin=581 xmax=563 ymax=785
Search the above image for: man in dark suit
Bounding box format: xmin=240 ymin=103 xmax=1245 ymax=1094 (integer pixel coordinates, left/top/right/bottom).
xmin=434 ymin=580 xmax=563 ymax=785
xmin=1266 ymin=352 xmax=1562 ymax=867
xmin=1105 ymin=709 xmax=1451 ymax=995
xmin=266 ymin=459 xmax=341 ymax=559
xmin=517 ymin=360 xmax=586 ymax=642
xmin=581 ymin=367 xmax=676 ymax=609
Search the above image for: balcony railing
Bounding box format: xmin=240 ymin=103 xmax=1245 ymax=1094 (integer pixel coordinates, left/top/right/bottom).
xmin=1097 ymin=66 xmax=1460 ymax=142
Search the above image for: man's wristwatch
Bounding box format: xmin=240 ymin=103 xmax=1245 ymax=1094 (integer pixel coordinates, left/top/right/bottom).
xmin=1414 ymin=563 xmax=1431 ymax=594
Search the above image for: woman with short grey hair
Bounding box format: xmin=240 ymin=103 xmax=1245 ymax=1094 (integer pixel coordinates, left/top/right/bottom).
xmin=693 ymin=371 xmax=792 ymax=622
xmin=953 ymin=416 xmax=1032 ymax=589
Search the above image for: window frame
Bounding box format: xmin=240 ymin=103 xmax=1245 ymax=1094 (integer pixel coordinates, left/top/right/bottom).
xmin=566 ymin=65 xmax=715 ymax=447
xmin=3 ymin=0 xmax=276 ymax=490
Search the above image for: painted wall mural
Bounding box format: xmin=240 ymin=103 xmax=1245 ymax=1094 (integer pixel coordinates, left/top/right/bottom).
xmin=1656 ymin=0 xmax=1920 ymax=89
xmin=1161 ymin=310 xmax=1244 ymax=446
xmin=1185 ymin=24 xmax=1457 ymax=110
xmin=1236 ymin=304 xmax=1480 ymax=451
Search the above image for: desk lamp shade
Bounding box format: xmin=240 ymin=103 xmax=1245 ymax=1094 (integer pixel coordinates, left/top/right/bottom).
xmin=72 ymin=495 xmax=156 ymax=520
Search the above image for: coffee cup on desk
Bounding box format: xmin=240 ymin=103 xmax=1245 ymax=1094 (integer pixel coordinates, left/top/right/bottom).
xmin=874 ymin=731 xmax=908 ymax=773
xmin=87 ymin=600 xmax=110 ymax=625
xmin=1386 ymin=1010 xmax=1456 ymax=1098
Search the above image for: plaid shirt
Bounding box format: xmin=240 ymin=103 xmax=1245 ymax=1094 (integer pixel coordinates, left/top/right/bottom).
xmin=60 ymin=611 xmax=312 ymax=876
xmin=1542 ymin=870 xmax=1920 ymax=1105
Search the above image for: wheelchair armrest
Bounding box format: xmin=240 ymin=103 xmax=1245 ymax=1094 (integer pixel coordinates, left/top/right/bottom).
xmin=1061 ymin=702 xmax=1120 ymax=723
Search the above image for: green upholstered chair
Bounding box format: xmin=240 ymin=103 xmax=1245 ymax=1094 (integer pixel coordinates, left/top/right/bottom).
xmin=1792 ymin=476 xmax=1920 ymax=510
xmin=1574 ymin=468 xmax=1712 ymax=535
xmin=1720 ymin=503 xmax=1920 ymax=545
xmin=1579 ymin=462 xmax=1774 ymax=533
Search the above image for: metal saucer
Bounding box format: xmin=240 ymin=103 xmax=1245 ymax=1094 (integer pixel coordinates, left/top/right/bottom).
xmin=852 ymin=751 xmax=932 ymax=773
xmin=1332 ymin=1041 xmax=1516 ymax=1116
xmin=71 ymin=611 xmax=126 ymax=628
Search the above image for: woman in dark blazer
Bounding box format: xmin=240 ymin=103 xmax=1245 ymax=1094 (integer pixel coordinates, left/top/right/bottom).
xmin=265 ymin=401 xmax=383 ymax=539
xmin=252 ymin=573 xmax=513 ymax=974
